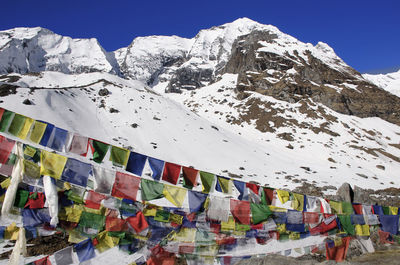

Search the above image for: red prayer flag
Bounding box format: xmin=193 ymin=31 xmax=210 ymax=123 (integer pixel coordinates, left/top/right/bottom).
xmin=352 ymin=204 xmax=363 ymax=215
xmin=303 ymin=212 xmax=320 ymax=224
xmin=85 ymin=190 xmax=107 ymax=209
xmin=0 ymin=108 xmax=4 ymax=121
xmin=246 ymin=183 xmax=259 ymax=194
xmin=182 ymin=166 xmax=198 ymax=188
xmin=0 ymin=135 xmax=15 ymax=164
xmin=230 ymin=199 xmax=250 ymax=225
xmin=25 ymin=192 xmax=45 ymax=209
xmin=111 ymin=172 xmax=140 ymax=201
xmin=34 ymin=256 xmax=52 ymax=265
xmin=263 ymin=188 xmax=274 ymax=205
xmin=161 ymin=162 xmax=181 ymax=185
xmin=325 ymin=237 xmax=351 ymax=262
xmin=106 ymin=216 xmax=127 ymax=231
xmin=127 ymin=211 xmax=148 ymax=233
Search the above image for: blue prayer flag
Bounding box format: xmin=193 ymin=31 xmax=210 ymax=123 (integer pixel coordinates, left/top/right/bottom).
xmin=61 ymin=158 xmax=92 ymax=187
xmin=286 ymin=223 xmax=305 ymax=233
xmin=38 ymin=122 xmax=54 ymax=147
xmin=22 ymin=209 xmax=51 ymax=227
xmin=49 ymin=127 xmax=69 ymax=152
xmin=373 ymin=205 xmax=384 ymax=215
xmin=351 ymin=214 xmax=366 ymax=225
xmin=74 ymin=238 xmax=96 ymax=263
xmin=126 ymin=152 xmax=147 ymax=176
xmin=380 ymin=215 xmax=399 ymax=235
xmin=233 ymin=180 xmax=246 ymax=200
xmin=148 ymin=157 xmax=164 ymax=181
xmin=188 ymin=190 xmax=208 ymax=213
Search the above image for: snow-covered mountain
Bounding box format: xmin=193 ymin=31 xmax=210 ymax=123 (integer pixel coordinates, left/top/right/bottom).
xmin=0 ymin=18 xmax=400 ymax=201
xmin=363 ymin=69 xmax=400 ymax=97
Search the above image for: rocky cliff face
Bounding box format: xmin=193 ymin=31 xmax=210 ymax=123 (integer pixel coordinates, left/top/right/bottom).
xmin=222 ymin=30 xmax=400 ymax=126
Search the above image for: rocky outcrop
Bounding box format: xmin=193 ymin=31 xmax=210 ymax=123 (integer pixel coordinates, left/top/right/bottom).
xmin=223 ymin=30 xmax=400 ymax=125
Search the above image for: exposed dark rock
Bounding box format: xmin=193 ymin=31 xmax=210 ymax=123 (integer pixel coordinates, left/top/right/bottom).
xmin=109 ymin=107 xmax=119 ymax=113
xmin=131 ymin=123 xmax=139 ymax=128
xmin=98 ymin=88 xmax=110 ymax=96
xmin=22 ymin=98 xmax=33 ymax=105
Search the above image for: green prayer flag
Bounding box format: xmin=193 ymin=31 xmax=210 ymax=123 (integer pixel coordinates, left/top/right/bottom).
xmin=250 ymin=203 xmax=272 ymax=224
xmin=107 ymin=231 xmax=125 ymax=239
xmin=217 ymin=176 xmax=230 ymax=193
xmin=8 ymin=114 xmax=26 ymax=136
xmin=382 ymin=206 xmax=390 ymax=215
xmin=14 ymin=189 xmax=29 ymax=208
xmin=6 ymin=153 xmax=17 ymax=165
xmin=79 ymin=211 xmax=105 ymax=230
xmin=23 ymin=159 xmax=41 ymax=179
xmin=338 ymin=215 xmax=355 ymax=235
xmin=342 ymin=202 xmax=354 ymax=215
xmin=66 ymin=190 xmax=84 ymax=204
xmin=279 ymin=233 xmax=289 ymax=242
xmin=110 ymin=146 xmax=130 ymax=167
xmin=199 ymin=171 xmax=214 ymax=193
xmin=154 ymin=209 xmax=170 ymax=222
xmin=0 ymin=110 xmax=14 ymax=132
xmin=141 ymin=179 xmax=164 ymax=201
xmin=235 ymin=223 xmax=251 ymax=231
xmin=91 ymin=140 xmax=109 ymax=163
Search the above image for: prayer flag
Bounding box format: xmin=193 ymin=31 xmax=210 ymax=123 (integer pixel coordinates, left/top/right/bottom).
xmin=276 ymin=189 xmax=290 ymax=204
xmin=154 ymin=209 xmax=170 ymax=222
xmin=14 ymin=189 xmax=29 ymax=208
xmin=29 ymin=121 xmax=47 ymax=144
xmin=199 ymin=171 xmax=214 ymax=193
xmin=286 ymin=210 xmax=303 ymax=224
xmin=105 ymin=216 xmax=127 ymax=232
xmin=74 ymin=238 xmax=95 ymax=263
xmin=141 ymin=179 xmax=164 ymax=201
xmin=325 ymin=237 xmax=351 ymax=262
xmin=0 ymin=108 xmax=4 ymax=122
xmin=38 ymin=122 xmax=55 ymax=147
xmin=188 ymin=190 xmax=208 ymax=212
xmin=338 ymin=215 xmax=355 ymax=235
xmin=163 ymin=185 xmax=187 ymax=207
xmin=182 ymin=166 xmax=198 ymax=189
xmin=22 ymin=209 xmax=51 ymax=227
xmin=162 ymin=162 xmax=181 ymax=185
xmin=291 ymin=193 xmax=304 ymax=212
xmin=0 ymin=110 xmax=14 ymax=132
xmin=48 ymin=127 xmax=69 ymax=152
xmin=110 ymin=146 xmax=130 ymax=167
xmin=0 ymin=135 xmax=15 ymax=164
xmin=251 ymin=203 xmax=272 ymax=224
xmin=215 ymin=176 xmax=231 ymax=194
xmin=148 ymin=157 xmax=164 ymax=180
xmin=33 ymin=256 xmax=52 ymax=265
xmin=329 ymin=200 xmax=343 ymax=214
xmin=372 ymin=205 xmax=384 ymax=215
xmin=90 ymin=139 xmax=109 ymax=163
xmin=355 ymin=224 xmax=370 ymax=236
xmin=8 ymin=113 xmax=26 ymax=136
xmin=342 ymin=202 xmax=354 ymax=215
xmin=380 ymin=215 xmax=399 ymax=235
xmin=111 ymin=172 xmax=140 ymax=201
xmin=207 ymin=195 xmax=230 ymax=222
xmin=25 ymin=192 xmax=45 ymax=209
xmin=85 ymin=190 xmax=107 ymax=209
xmin=127 ymin=211 xmax=148 ymax=233
xmin=126 ymin=152 xmax=147 ymax=176
xmin=61 ymin=158 xmax=92 ymax=187
xmin=352 ymin=204 xmax=363 ymax=215
xmin=233 ymin=180 xmax=246 ymax=200
xmin=18 ymin=117 xmax=34 ymax=139
xmin=261 ymin=188 xmax=274 ymax=205
xmin=68 ymin=134 xmax=88 ymax=156
xmin=230 ymin=199 xmax=250 ymax=225
xmin=351 ymin=214 xmax=366 ymax=225
xmin=40 ymin=150 xmax=67 ymax=179
xmin=93 ymin=166 xmax=115 ymax=194
xmin=54 ymin=246 xmax=74 ymax=265
xmin=95 ymin=230 xmax=120 ymax=253
xmin=79 ymin=211 xmax=105 ymax=230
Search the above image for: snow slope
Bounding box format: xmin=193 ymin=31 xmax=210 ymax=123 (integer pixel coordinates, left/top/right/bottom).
xmin=363 ymin=69 xmax=400 ymax=97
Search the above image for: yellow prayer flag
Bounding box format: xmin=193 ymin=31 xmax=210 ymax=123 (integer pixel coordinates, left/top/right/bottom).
xmin=143 ymin=207 xmax=157 ymax=217
xmin=221 ymin=217 xmax=235 ymax=232
xmin=389 ymin=206 xmax=398 ymax=215
xmin=269 ymin=206 xmax=288 ymax=212
xmin=18 ymin=117 xmax=34 ymax=139
xmin=175 ymin=228 xmax=196 ymax=243
xmin=1 ymin=178 xmax=10 ymax=189
xmin=291 ymin=193 xmax=304 ymax=211
xmin=65 ymin=206 xmax=83 ymax=223
xmin=276 ymin=223 xmax=286 ymax=233
xmin=29 ymin=121 xmax=47 ymax=144
xmin=96 ymin=231 xmax=120 ymax=253
xmin=24 ymin=146 xmax=37 ymax=158
xmin=162 ymin=185 xmax=187 ymax=207
xmin=355 ymin=224 xmax=370 ymax=236
xmin=334 ymin=237 xmax=343 ymax=247
xmin=276 ymin=189 xmax=290 ymax=204
xmin=40 ymin=150 xmax=68 ymax=179
xmin=0 ymin=194 xmax=5 ymax=203
xmin=68 ymin=230 xmax=88 ymax=243
xmin=170 ymin=213 xmax=183 ymax=225
xmin=289 ymin=232 xmax=300 ymax=240
xmin=329 ymin=201 xmax=343 ymax=214
xmin=5 ymin=223 xmax=20 ymax=240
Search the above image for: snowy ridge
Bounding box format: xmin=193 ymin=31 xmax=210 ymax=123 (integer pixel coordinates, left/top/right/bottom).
xmin=363 ymin=69 xmax=400 ymax=97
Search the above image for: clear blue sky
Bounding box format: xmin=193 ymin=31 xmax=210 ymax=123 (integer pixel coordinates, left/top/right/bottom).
xmin=1 ymin=0 xmax=399 ymax=73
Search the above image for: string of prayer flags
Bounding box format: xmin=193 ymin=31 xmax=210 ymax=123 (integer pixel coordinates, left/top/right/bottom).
xmin=74 ymin=238 xmax=96 ymax=263
xmin=110 ymin=145 xmax=130 ymax=167
xmin=93 ymin=166 xmax=115 ymax=194
xmin=148 ymin=157 xmax=164 ymax=181
xmin=230 ymin=199 xmax=250 ymax=225
xmin=111 ymin=172 xmax=140 ymax=201
xmin=162 ymin=162 xmax=181 ymax=185
xmin=61 ymin=158 xmax=92 ymax=187
xmin=90 ymin=139 xmax=109 ymax=163
xmin=141 ymin=179 xmax=164 ymax=201
xmin=29 ymin=121 xmax=47 ymax=144
xmin=182 ymin=166 xmax=198 ymax=189
xmin=0 ymin=135 xmax=15 ymax=164
xmin=188 ymin=190 xmax=208 ymax=213
xmin=39 ymin=122 xmax=55 ymax=147
xmin=215 ymin=176 xmax=231 ymax=194
xmin=199 ymin=171 xmax=214 ymax=193
xmin=163 ymin=185 xmax=187 ymax=207
xmin=126 ymin=152 xmax=147 ymax=176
